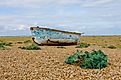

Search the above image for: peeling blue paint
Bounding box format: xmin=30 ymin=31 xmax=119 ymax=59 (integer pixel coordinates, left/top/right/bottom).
xmin=31 ymin=29 xmax=80 ymax=42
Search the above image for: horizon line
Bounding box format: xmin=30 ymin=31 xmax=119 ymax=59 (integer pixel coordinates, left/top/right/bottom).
xmin=0 ymin=34 xmax=121 ymax=37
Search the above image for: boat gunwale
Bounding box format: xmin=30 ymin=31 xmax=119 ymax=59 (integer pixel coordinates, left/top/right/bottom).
xmin=30 ymin=27 xmax=82 ymax=35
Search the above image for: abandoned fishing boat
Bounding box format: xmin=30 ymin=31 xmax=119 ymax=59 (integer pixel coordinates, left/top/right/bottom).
xmin=30 ymin=27 xmax=82 ymax=45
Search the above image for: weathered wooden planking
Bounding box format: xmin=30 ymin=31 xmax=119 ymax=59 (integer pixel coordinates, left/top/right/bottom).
xmin=30 ymin=27 xmax=81 ymax=45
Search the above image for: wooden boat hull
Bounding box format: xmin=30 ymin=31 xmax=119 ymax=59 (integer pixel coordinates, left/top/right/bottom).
xmin=30 ymin=27 xmax=81 ymax=45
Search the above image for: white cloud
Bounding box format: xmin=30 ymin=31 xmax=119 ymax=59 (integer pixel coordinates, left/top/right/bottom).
xmin=0 ymin=0 xmax=121 ymax=36
xmin=82 ymin=0 xmax=113 ymax=7
xmin=17 ymin=24 xmax=26 ymax=30
xmin=56 ymin=0 xmax=81 ymax=5
xmin=0 ymin=0 xmax=115 ymax=8
xmin=0 ymin=0 xmax=81 ymax=8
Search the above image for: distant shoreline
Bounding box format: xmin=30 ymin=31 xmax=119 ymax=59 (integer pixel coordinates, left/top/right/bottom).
xmin=82 ymin=34 xmax=121 ymax=36
xmin=0 ymin=36 xmax=31 ymax=37
xmin=0 ymin=35 xmax=121 ymax=37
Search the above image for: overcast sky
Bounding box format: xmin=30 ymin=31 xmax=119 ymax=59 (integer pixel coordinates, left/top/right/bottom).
xmin=0 ymin=0 xmax=121 ymax=36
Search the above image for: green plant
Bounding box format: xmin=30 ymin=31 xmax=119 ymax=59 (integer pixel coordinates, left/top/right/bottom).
xmin=64 ymin=50 xmax=108 ymax=69
xmin=24 ymin=40 xmax=32 ymax=43
xmin=0 ymin=44 xmax=5 ymax=50
xmin=107 ymin=45 xmax=116 ymax=49
xmin=64 ymin=50 xmax=83 ymax=64
xmin=5 ymin=42 xmax=12 ymax=46
xmin=18 ymin=44 xmax=41 ymax=50
xmin=17 ymin=41 xmax=23 ymax=44
xmin=57 ymin=46 xmax=66 ymax=49
xmin=0 ymin=42 xmax=12 ymax=50
xmin=75 ymin=43 xmax=90 ymax=48
xmin=0 ymin=42 xmax=12 ymax=46
xmin=80 ymin=50 xmax=108 ymax=69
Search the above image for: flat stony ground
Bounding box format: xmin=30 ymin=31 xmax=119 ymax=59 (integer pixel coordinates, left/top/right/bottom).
xmin=0 ymin=36 xmax=121 ymax=80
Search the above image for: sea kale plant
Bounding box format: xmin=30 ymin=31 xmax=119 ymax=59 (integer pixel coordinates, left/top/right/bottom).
xmin=18 ymin=44 xmax=41 ymax=50
xmin=80 ymin=50 xmax=108 ymax=69
xmin=75 ymin=43 xmax=90 ymax=48
xmin=0 ymin=42 xmax=12 ymax=50
xmin=0 ymin=42 xmax=12 ymax=46
xmin=0 ymin=44 xmax=5 ymax=50
xmin=65 ymin=50 xmax=108 ymax=69
xmin=65 ymin=50 xmax=83 ymax=64
xmin=57 ymin=46 xmax=66 ymax=49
